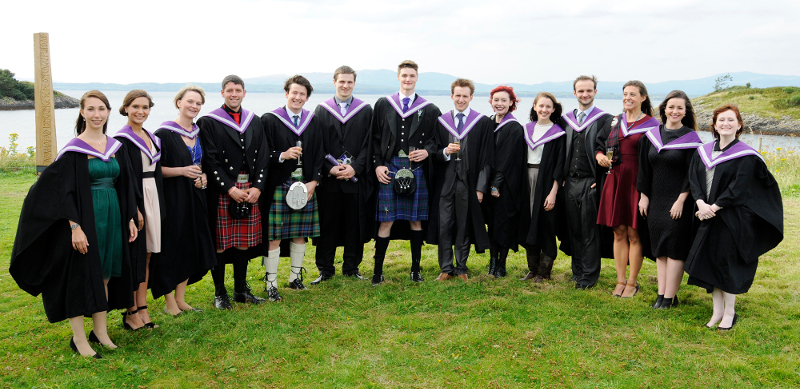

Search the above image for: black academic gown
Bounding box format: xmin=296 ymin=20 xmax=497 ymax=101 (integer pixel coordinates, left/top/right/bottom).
xmin=488 ymin=118 xmax=527 ymax=251
xmin=428 ymin=114 xmax=494 ymax=252
xmin=150 ymin=129 xmax=216 ymax=299
xmin=684 ymin=140 xmax=783 ymax=294
xmin=261 ymin=109 xmax=324 ymax=256
xmin=522 ymin=135 xmax=566 ymax=260
xmin=371 ymin=96 xmax=441 ymax=241
xmin=10 ymin=149 xmax=137 ymax=323
xmin=198 ymin=109 xmax=270 ymax=258
xmin=114 ymin=133 xmax=166 ymax=286
xmin=313 ymin=100 xmax=374 ymax=244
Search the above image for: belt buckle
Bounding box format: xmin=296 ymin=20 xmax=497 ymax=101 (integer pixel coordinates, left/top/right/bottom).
xmin=237 ymin=173 xmax=249 ymax=183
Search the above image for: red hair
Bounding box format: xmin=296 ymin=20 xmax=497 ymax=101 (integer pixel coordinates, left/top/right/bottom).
xmin=711 ymin=104 xmax=745 ymax=139
xmin=489 ymin=85 xmax=520 ymax=113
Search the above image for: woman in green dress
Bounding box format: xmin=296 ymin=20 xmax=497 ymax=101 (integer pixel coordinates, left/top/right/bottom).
xmin=10 ymin=90 xmax=139 ymax=358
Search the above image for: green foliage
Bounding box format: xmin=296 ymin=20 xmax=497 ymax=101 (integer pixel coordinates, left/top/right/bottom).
xmin=0 ymin=69 xmax=35 ymax=100
xmin=714 ymin=73 xmax=732 ymax=92
xmin=695 ymin=86 xmax=800 ymax=120
xmin=0 ymin=133 xmax=35 ymax=171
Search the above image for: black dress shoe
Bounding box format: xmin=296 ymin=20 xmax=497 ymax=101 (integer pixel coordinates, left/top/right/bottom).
xmin=718 ymin=313 xmax=739 ymax=331
xmin=233 ymin=289 xmax=266 ymax=304
xmin=267 ymin=286 xmax=282 ymax=302
xmin=214 ymin=294 xmax=233 ymax=310
xmin=70 ymin=337 xmax=102 ymax=359
xmin=288 ymin=278 xmax=307 ymax=290
xmin=345 ymin=272 xmax=365 ymax=280
xmin=410 ymin=272 xmax=424 ymax=282
xmin=310 ymin=274 xmax=333 ymax=285
xmin=575 ymin=283 xmax=587 ymax=290
xmin=372 ymin=274 xmax=385 ymax=286
xmin=88 ymin=330 xmax=100 ymax=344
xmin=652 ymin=294 xmax=664 ymax=309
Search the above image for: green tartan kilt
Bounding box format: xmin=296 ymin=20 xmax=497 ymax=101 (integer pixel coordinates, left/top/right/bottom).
xmin=268 ymin=181 xmax=320 ymax=240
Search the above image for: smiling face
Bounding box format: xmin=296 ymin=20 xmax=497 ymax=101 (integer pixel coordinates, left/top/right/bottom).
xmin=398 ymin=68 xmax=418 ymax=94
xmin=714 ymin=109 xmax=741 ymax=139
xmin=125 ymin=96 xmax=151 ymax=127
xmin=451 ymin=86 xmax=473 ymax=112
xmin=664 ymin=97 xmax=686 ymax=128
xmin=491 ymin=91 xmax=511 ymax=117
xmin=81 ymin=97 xmax=110 ymax=131
xmin=573 ymin=80 xmax=597 ymax=109
xmin=622 ymin=85 xmax=646 ymax=113
xmin=221 ymin=82 xmax=246 ymax=111
xmin=534 ymin=96 xmax=554 ymax=123
xmin=334 ymin=73 xmax=355 ymax=101
xmin=177 ymin=91 xmax=203 ymax=120
xmin=285 ymin=83 xmax=309 ymax=113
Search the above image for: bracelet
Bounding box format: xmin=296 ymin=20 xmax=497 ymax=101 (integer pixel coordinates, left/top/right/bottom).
xmin=491 ymin=186 xmax=498 ymax=192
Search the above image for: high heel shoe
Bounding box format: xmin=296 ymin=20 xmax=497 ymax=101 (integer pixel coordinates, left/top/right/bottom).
xmin=122 ymin=309 xmax=141 ymax=331
xmin=621 ymin=282 xmax=640 ymax=298
xmin=651 ymin=294 xmax=664 ymax=309
xmin=88 ymin=331 xmax=119 ymax=349
xmin=138 ymin=305 xmax=158 ymax=329
xmin=718 ymin=313 xmax=739 ymax=331
xmin=613 ymin=282 xmax=626 ymax=297
xmin=70 ymin=337 xmax=102 ymax=359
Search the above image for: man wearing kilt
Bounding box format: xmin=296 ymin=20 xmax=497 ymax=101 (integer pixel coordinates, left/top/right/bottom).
xmin=311 ymin=65 xmax=374 ymax=284
xmin=198 ymin=75 xmax=270 ymax=310
xmin=371 ymin=60 xmax=441 ymax=285
xmin=260 ymin=75 xmax=324 ymax=301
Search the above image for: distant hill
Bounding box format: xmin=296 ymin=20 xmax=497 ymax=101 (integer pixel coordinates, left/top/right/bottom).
xmin=52 ymin=71 xmax=800 ymax=99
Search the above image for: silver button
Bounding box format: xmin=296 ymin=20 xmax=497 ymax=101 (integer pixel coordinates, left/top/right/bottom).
xmin=229 ymin=167 xmax=233 ymax=170
xmin=224 ymin=159 xmax=228 ymax=162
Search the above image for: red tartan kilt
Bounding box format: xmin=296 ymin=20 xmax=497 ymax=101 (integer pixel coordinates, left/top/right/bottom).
xmin=216 ymin=180 xmax=263 ymax=250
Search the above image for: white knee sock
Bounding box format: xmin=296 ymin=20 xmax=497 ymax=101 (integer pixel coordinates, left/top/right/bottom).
xmin=264 ymin=249 xmax=280 ymax=288
xmin=289 ymin=242 xmax=306 ymax=282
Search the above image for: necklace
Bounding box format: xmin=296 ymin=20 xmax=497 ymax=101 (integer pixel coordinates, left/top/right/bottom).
xmin=626 ymin=112 xmax=644 ymax=131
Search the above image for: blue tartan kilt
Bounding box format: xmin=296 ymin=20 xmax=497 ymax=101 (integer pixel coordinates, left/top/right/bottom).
xmin=268 ymin=181 xmax=320 ymax=240
xmin=376 ymin=156 xmax=429 ymax=222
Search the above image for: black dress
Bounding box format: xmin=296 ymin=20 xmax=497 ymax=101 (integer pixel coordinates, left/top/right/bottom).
xmin=637 ymin=126 xmax=696 ymax=261
xmin=150 ymin=128 xmax=216 ymax=299
xmin=684 ymin=140 xmax=783 ymax=294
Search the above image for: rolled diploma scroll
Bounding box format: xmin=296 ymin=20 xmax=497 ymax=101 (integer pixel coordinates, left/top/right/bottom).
xmin=325 ymin=154 xmax=358 ymax=182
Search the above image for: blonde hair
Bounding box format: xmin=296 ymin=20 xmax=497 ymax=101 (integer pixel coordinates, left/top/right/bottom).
xmin=173 ymin=84 xmax=206 ymax=108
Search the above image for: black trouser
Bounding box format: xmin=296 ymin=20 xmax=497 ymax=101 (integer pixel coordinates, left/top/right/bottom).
xmin=566 ymin=176 xmax=601 ymax=287
xmin=315 ymin=190 xmax=363 ymax=275
xmin=438 ymin=179 xmax=470 ymax=275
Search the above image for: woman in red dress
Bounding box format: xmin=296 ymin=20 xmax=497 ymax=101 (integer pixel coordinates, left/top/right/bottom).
xmin=596 ymin=81 xmax=660 ymax=298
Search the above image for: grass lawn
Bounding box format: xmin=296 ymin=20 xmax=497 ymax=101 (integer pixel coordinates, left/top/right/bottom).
xmin=1 ymin=168 xmax=798 ymax=388
xmin=694 ymin=86 xmax=800 ymax=121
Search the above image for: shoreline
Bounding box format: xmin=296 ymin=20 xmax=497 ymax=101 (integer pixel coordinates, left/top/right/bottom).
xmin=0 ymin=95 xmax=79 ymax=111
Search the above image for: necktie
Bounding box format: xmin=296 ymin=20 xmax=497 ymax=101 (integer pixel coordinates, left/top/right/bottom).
xmin=293 ymin=115 xmax=299 ymax=127
xmin=339 ymin=102 xmax=348 ymax=116
xmin=578 ymin=111 xmax=586 ymax=126
xmin=402 ymin=97 xmax=410 ymax=113
xmin=456 ymin=112 xmax=465 ymax=134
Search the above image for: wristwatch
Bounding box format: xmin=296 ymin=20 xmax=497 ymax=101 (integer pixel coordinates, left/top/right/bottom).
xmin=70 ymin=223 xmax=80 ymax=230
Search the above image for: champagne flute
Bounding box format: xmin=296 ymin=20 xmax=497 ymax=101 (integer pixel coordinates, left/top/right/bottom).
xmin=605 ymin=147 xmax=614 ymax=175
xmin=296 ymin=140 xmax=303 ymax=166
xmin=454 ymin=140 xmax=462 ymax=161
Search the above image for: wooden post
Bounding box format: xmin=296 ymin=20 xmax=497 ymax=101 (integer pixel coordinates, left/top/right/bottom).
xmin=34 ymin=32 xmax=57 ymax=174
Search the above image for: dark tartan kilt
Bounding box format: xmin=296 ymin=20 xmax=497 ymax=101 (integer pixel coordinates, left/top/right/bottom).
xmin=268 ymin=181 xmax=320 ymax=240
xmin=216 ymin=180 xmax=263 ymax=250
xmin=376 ymin=156 xmax=429 ymax=222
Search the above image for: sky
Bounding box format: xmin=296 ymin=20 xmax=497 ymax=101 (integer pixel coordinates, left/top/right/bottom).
xmin=2 ymin=0 xmax=799 ymax=85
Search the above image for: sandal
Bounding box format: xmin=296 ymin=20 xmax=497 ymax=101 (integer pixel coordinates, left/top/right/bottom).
xmin=138 ymin=305 xmax=159 ymax=329
xmin=121 ymin=309 xmax=141 ymax=331
xmin=612 ymin=282 xmax=626 ymax=297
xmin=621 ymin=282 xmax=640 ymax=298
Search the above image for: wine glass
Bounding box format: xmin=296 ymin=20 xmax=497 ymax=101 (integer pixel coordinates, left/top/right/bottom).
xmin=605 ymin=147 xmax=614 ymax=175
xmin=454 ymin=140 xmax=462 ymax=161
xmin=296 ymin=140 xmax=303 ymax=166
